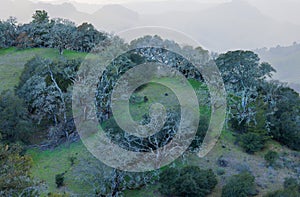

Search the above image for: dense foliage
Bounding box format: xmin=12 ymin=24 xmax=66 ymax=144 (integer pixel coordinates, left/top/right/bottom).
xmin=221 ymin=172 xmax=257 ymax=197
xmin=216 ymin=51 xmax=300 ymax=152
xmin=0 ymin=90 xmax=34 ymax=143
xmin=0 ymin=143 xmax=38 ymax=196
xmin=0 ymin=10 xmax=107 ymax=54
xmin=15 ymin=57 xmax=81 ymax=144
xmin=239 ymin=132 xmax=267 ymax=154
xmin=264 ymin=150 xmax=279 ymax=167
xmin=266 ymin=85 xmax=300 ymax=150
xmin=159 ymin=166 xmax=217 ymax=197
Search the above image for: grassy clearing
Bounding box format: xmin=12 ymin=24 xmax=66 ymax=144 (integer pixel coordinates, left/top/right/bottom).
xmin=0 ymin=47 xmax=87 ymax=93
xmin=27 ymin=141 xmax=95 ymax=195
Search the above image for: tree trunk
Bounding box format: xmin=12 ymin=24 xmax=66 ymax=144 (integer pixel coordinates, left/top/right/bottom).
xmin=59 ymin=47 xmax=63 ymax=55
xmin=47 ymin=64 xmax=68 ymax=140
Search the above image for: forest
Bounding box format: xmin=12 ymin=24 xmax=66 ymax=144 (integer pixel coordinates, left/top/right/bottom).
xmin=0 ymin=10 xmax=299 ymax=197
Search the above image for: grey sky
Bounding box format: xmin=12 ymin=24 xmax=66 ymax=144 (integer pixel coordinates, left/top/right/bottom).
xmin=29 ymin=0 xmax=300 ymax=25
xmin=32 ymin=0 xmax=228 ymax=4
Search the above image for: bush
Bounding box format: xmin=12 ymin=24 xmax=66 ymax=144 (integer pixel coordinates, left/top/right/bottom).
xmin=222 ymin=172 xmax=257 ymax=197
xmin=159 ymin=166 xmax=217 ymax=197
xmin=68 ymin=156 xmax=76 ymax=166
xmin=55 ymin=173 xmax=65 ymax=188
xmin=284 ymin=177 xmax=299 ymax=190
xmin=264 ymin=178 xmax=300 ymax=197
xmin=239 ymin=132 xmax=267 ymax=154
xmin=264 ymin=151 xmax=279 ymax=167
xmin=216 ymin=168 xmax=226 ymax=175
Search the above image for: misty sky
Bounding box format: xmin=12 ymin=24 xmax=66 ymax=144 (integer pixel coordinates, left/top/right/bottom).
xmin=32 ymin=0 xmax=228 ymax=4
xmin=29 ymin=0 xmax=300 ymax=25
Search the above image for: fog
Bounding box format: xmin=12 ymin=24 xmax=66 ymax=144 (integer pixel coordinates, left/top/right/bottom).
xmin=1 ymin=0 xmax=300 ymax=86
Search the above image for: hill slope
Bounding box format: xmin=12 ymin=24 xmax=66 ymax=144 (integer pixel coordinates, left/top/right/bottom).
xmin=0 ymin=47 xmax=86 ymax=93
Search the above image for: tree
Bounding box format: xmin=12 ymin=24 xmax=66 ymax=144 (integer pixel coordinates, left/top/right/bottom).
xmin=159 ymin=166 xmax=218 ymax=197
xmin=50 ymin=18 xmax=76 ymax=55
xmin=0 ymin=17 xmax=18 ymax=48
xmin=74 ymin=22 xmax=106 ymax=52
xmin=32 ymin=10 xmax=49 ymax=24
xmin=266 ymin=84 xmax=300 ymax=150
xmin=222 ymin=172 xmax=257 ymax=197
xmin=216 ymin=51 xmax=276 ymax=127
xmin=0 ymin=90 xmax=33 ymax=143
xmin=17 ymin=57 xmax=81 ymax=141
xmin=0 ymin=143 xmax=38 ymax=196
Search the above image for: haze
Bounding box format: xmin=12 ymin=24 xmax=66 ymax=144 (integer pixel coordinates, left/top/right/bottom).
xmin=2 ymin=0 xmax=300 ymax=87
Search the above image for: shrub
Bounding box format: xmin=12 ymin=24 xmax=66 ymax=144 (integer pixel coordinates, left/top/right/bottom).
xmin=222 ymin=172 xmax=257 ymax=197
xmin=284 ymin=177 xmax=299 ymax=190
xmin=239 ymin=132 xmax=267 ymax=154
xmin=68 ymin=156 xmax=76 ymax=166
xmin=55 ymin=173 xmax=65 ymax=188
xmin=159 ymin=166 xmax=217 ymax=197
xmin=264 ymin=151 xmax=279 ymax=167
xmin=264 ymin=178 xmax=300 ymax=197
xmin=217 ymin=168 xmax=226 ymax=175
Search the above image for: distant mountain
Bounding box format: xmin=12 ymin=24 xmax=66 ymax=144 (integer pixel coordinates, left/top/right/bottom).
xmin=0 ymin=0 xmax=89 ymax=24
xmin=139 ymin=0 xmax=300 ymax=51
xmin=69 ymin=1 xmax=102 ymax=14
xmin=248 ymin=0 xmax=300 ymax=26
xmin=0 ymin=0 xmax=138 ymax=32
xmin=90 ymin=4 xmax=139 ymax=32
xmin=256 ymin=43 xmax=300 ymax=92
xmin=34 ymin=2 xmax=89 ymax=24
xmin=123 ymin=0 xmax=217 ymax=15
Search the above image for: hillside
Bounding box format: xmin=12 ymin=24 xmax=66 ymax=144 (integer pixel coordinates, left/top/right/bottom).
xmin=1 ymin=48 xmax=297 ymax=196
xmin=0 ymin=7 xmax=299 ymax=196
xmin=24 ymin=72 xmax=299 ymax=196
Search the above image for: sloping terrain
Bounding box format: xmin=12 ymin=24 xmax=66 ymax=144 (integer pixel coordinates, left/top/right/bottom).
xmin=0 ymin=47 xmax=87 ymax=93
xmin=0 ymin=48 xmax=298 ymax=196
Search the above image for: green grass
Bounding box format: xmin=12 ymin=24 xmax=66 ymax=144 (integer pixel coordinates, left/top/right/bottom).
xmin=27 ymin=141 xmax=93 ymax=195
xmin=0 ymin=47 xmax=87 ymax=93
